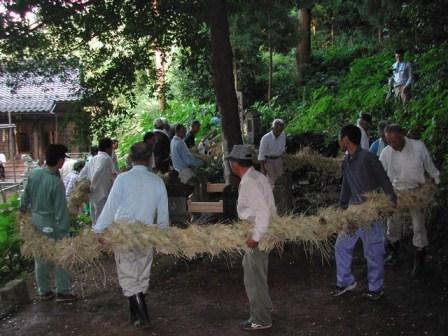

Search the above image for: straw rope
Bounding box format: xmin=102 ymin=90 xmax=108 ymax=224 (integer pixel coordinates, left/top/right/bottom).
xmin=18 ymin=183 xmax=435 ymax=270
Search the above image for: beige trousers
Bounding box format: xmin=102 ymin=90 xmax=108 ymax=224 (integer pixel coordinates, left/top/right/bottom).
xmin=114 ymin=247 xmax=154 ymax=297
xmin=387 ymin=210 xmax=428 ymax=248
xmin=394 ymin=85 xmax=412 ymax=103
xmin=264 ymin=158 xmax=284 ymax=186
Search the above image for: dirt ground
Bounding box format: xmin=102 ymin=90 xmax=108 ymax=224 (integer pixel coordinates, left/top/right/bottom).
xmin=1 ymin=240 xmax=448 ymax=336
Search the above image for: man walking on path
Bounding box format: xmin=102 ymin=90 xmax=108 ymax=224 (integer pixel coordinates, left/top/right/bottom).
xmin=20 ymin=144 xmax=77 ymax=303
xmin=85 ymin=138 xmax=114 ymax=225
xmin=228 ymin=145 xmax=275 ymax=331
xmin=94 ymin=142 xmax=169 ymax=329
xmin=379 ymin=124 xmax=440 ymax=276
xmin=258 ymin=119 xmax=286 ymax=186
xmin=330 ymin=125 xmax=396 ymax=301
xmin=389 ymin=49 xmax=413 ymax=103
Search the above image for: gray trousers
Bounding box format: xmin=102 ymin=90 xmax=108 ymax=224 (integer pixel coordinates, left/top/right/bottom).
xmin=265 ymin=158 xmax=284 ymax=186
xmin=90 ymin=198 xmax=107 ymax=225
xmin=243 ymin=248 xmax=272 ymax=325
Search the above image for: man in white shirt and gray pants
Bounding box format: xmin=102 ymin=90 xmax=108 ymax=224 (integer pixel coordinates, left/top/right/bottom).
xmin=94 ymin=141 xmax=169 ymax=329
xmin=258 ymin=119 xmax=286 ymax=186
xmin=228 ymin=145 xmax=275 ymax=332
xmin=85 ymin=138 xmax=115 ymax=225
xmin=380 ymin=124 xmax=440 ymax=277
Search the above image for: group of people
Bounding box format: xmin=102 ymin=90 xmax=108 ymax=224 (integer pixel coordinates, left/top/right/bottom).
xmin=19 ymin=109 xmax=439 ymax=331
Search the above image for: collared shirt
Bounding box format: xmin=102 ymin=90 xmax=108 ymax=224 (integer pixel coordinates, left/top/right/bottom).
xmin=258 ymin=131 xmax=286 ymax=161
xmin=184 ymin=131 xmax=196 ymax=148
xmin=392 ymin=61 xmax=412 ymax=87
xmin=379 ymin=137 xmax=440 ymax=190
xmin=237 ymin=167 xmax=276 ymax=242
xmin=340 ymin=148 xmax=396 ymax=208
xmin=356 ymin=124 xmax=370 ymax=150
xmin=20 ymin=167 xmax=70 ymax=238
xmin=85 ymin=151 xmax=114 ymax=202
xmin=63 ymin=170 xmax=80 ymax=198
xmin=170 ymin=135 xmax=202 ymax=172
xmin=94 ymin=165 xmax=169 ymax=233
xmin=369 ymin=138 xmax=387 ymax=157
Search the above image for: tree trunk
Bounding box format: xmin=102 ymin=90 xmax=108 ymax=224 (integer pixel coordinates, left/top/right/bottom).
xmin=377 ymin=25 xmax=384 ymax=45
xmin=208 ymin=0 xmax=243 ymax=157
xmin=155 ymin=49 xmax=166 ymax=112
xmin=296 ymin=7 xmax=312 ymax=84
xmin=268 ymin=13 xmax=273 ymax=108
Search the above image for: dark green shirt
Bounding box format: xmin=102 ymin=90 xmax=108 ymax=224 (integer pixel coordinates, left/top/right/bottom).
xmin=20 ymin=167 xmax=70 ymax=239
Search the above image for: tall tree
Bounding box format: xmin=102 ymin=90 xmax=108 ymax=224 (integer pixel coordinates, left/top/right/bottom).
xmin=208 ymin=0 xmax=243 ymax=157
xmin=296 ymin=0 xmax=314 ymax=83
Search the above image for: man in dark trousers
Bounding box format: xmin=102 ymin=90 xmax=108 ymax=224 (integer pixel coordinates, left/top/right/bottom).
xmin=153 ymin=118 xmax=171 ymax=173
xmin=184 ymin=120 xmax=201 ymax=148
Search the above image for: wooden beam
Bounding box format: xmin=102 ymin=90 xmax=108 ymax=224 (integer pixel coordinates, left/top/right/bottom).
xmin=187 ymin=200 xmax=223 ymax=213
xmin=206 ymin=183 xmax=226 ymax=193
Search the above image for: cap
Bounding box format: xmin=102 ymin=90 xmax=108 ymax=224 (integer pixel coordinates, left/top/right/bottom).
xmin=226 ymin=145 xmax=253 ymax=161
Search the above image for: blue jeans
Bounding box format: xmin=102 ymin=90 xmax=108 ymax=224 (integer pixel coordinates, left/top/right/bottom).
xmin=335 ymin=221 xmax=385 ymax=292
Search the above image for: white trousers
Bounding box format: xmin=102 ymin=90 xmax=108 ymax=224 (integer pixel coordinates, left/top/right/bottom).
xmin=387 ymin=210 xmax=428 ymax=248
xmin=114 ymin=247 xmax=154 ymax=297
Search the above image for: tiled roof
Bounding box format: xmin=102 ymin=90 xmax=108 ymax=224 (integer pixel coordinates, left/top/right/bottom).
xmin=0 ymin=73 xmax=81 ymax=113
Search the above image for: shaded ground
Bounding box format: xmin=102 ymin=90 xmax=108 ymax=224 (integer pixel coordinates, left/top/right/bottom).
xmin=1 ymin=241 xmax=448 ymax=336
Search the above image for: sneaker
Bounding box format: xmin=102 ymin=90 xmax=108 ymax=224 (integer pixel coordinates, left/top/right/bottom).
xmin=240 ymin=320 xmax=272 ymax=331
xmin=363 ymin=289 xmax=384 ymax=301
xmin=329 ymin=281 xmax=357 ymax=297
xmin=55 ymin=293 xmax=78 ymax=303
xmin=38 ymin=291 xmax=55 ymax=301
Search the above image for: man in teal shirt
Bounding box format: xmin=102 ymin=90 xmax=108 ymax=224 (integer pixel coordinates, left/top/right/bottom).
xmin=20 ymin=144 xmax=77 ymax=302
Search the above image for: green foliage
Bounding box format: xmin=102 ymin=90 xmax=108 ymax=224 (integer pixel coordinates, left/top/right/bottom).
xmin=115 ymin=96 xmax=217 ymax=166
xmin=0 ymin=195 xmax=28 ymax=285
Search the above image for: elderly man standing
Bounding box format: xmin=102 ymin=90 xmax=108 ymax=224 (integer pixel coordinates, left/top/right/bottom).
xmin=258 ymin=119 xmax=286 ymax=186
xmin=228 ymin=145 xmax=275 ymax=331
xmin=20 ymin=144 xmax=77 ymax=302
xmin=171 ymin=124 xmax=204 ymax=185
xmin=153 ymin=118 xmax=171 ymax=173
xmin=357 ymin=113 xmax=372 ymax=150
xmin=94 ymin=142 xmax=169 ymax=329
xmin=380 ymin=125 xmax=440 ymax=276
xmin=85 ymin=138 xmax=114 ymax=225
xmin=330 ymin=125 xmax=396 ymax=301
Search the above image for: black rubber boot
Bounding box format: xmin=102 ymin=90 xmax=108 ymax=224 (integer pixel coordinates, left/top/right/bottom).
xmin=385 ymin=241 xmax=400 ymax=265
xmin=412 ymin=247 xmax=426 ymax=278
xmin=128 ymin=297 xmax=137 ymax=324
xmin=129 ymin=294 xmax=150 ymax=329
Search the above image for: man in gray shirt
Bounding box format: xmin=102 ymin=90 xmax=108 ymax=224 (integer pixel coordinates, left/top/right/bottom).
xmin=330 ymin=125 xmax=396 ymax=301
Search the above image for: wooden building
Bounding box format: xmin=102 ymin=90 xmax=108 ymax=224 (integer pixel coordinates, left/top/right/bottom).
xmin=0 ymin=74 xmax=89 ymax=162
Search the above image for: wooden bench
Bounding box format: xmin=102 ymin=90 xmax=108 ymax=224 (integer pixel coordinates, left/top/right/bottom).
xmin=187 ymin=183 xmax=226 ymax=214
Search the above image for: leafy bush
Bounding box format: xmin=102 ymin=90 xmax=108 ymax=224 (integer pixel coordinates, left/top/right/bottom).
xmin=0 ymin=195 xmax=28 ymax=285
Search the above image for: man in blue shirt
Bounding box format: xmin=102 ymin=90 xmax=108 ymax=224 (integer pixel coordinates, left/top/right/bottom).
xmin=170 ymin=124 xmax=204 ymax=185
xmin=369 ymin=120 xmax=389 ymax=157
xmin=330 ymin=125 xmax=396 ymax=301
xmin=389 ymin=49 xmax=412 ymax=103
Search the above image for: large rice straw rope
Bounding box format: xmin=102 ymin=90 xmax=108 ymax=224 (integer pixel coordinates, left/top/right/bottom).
xmin=283 ymin=149 xmax=343 ymax=177
xmin=18 ymin=183 xmax=435 ymax=269
xmin=67 ymin=178 xmax=91 ymax=215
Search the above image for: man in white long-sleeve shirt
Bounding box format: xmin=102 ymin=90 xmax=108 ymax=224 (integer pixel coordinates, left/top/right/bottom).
xmin=228 ymin=145 xmax=275 ymax=332
xmin=85 ymin=138 xmax=114 ymax=225
xmin=258 ymin=119 xmax=286 ymax=186
xmin=379 ymin=124 xmax=440 ymax=277
xmin=94 ymin=141 xmax=169 ymax=329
